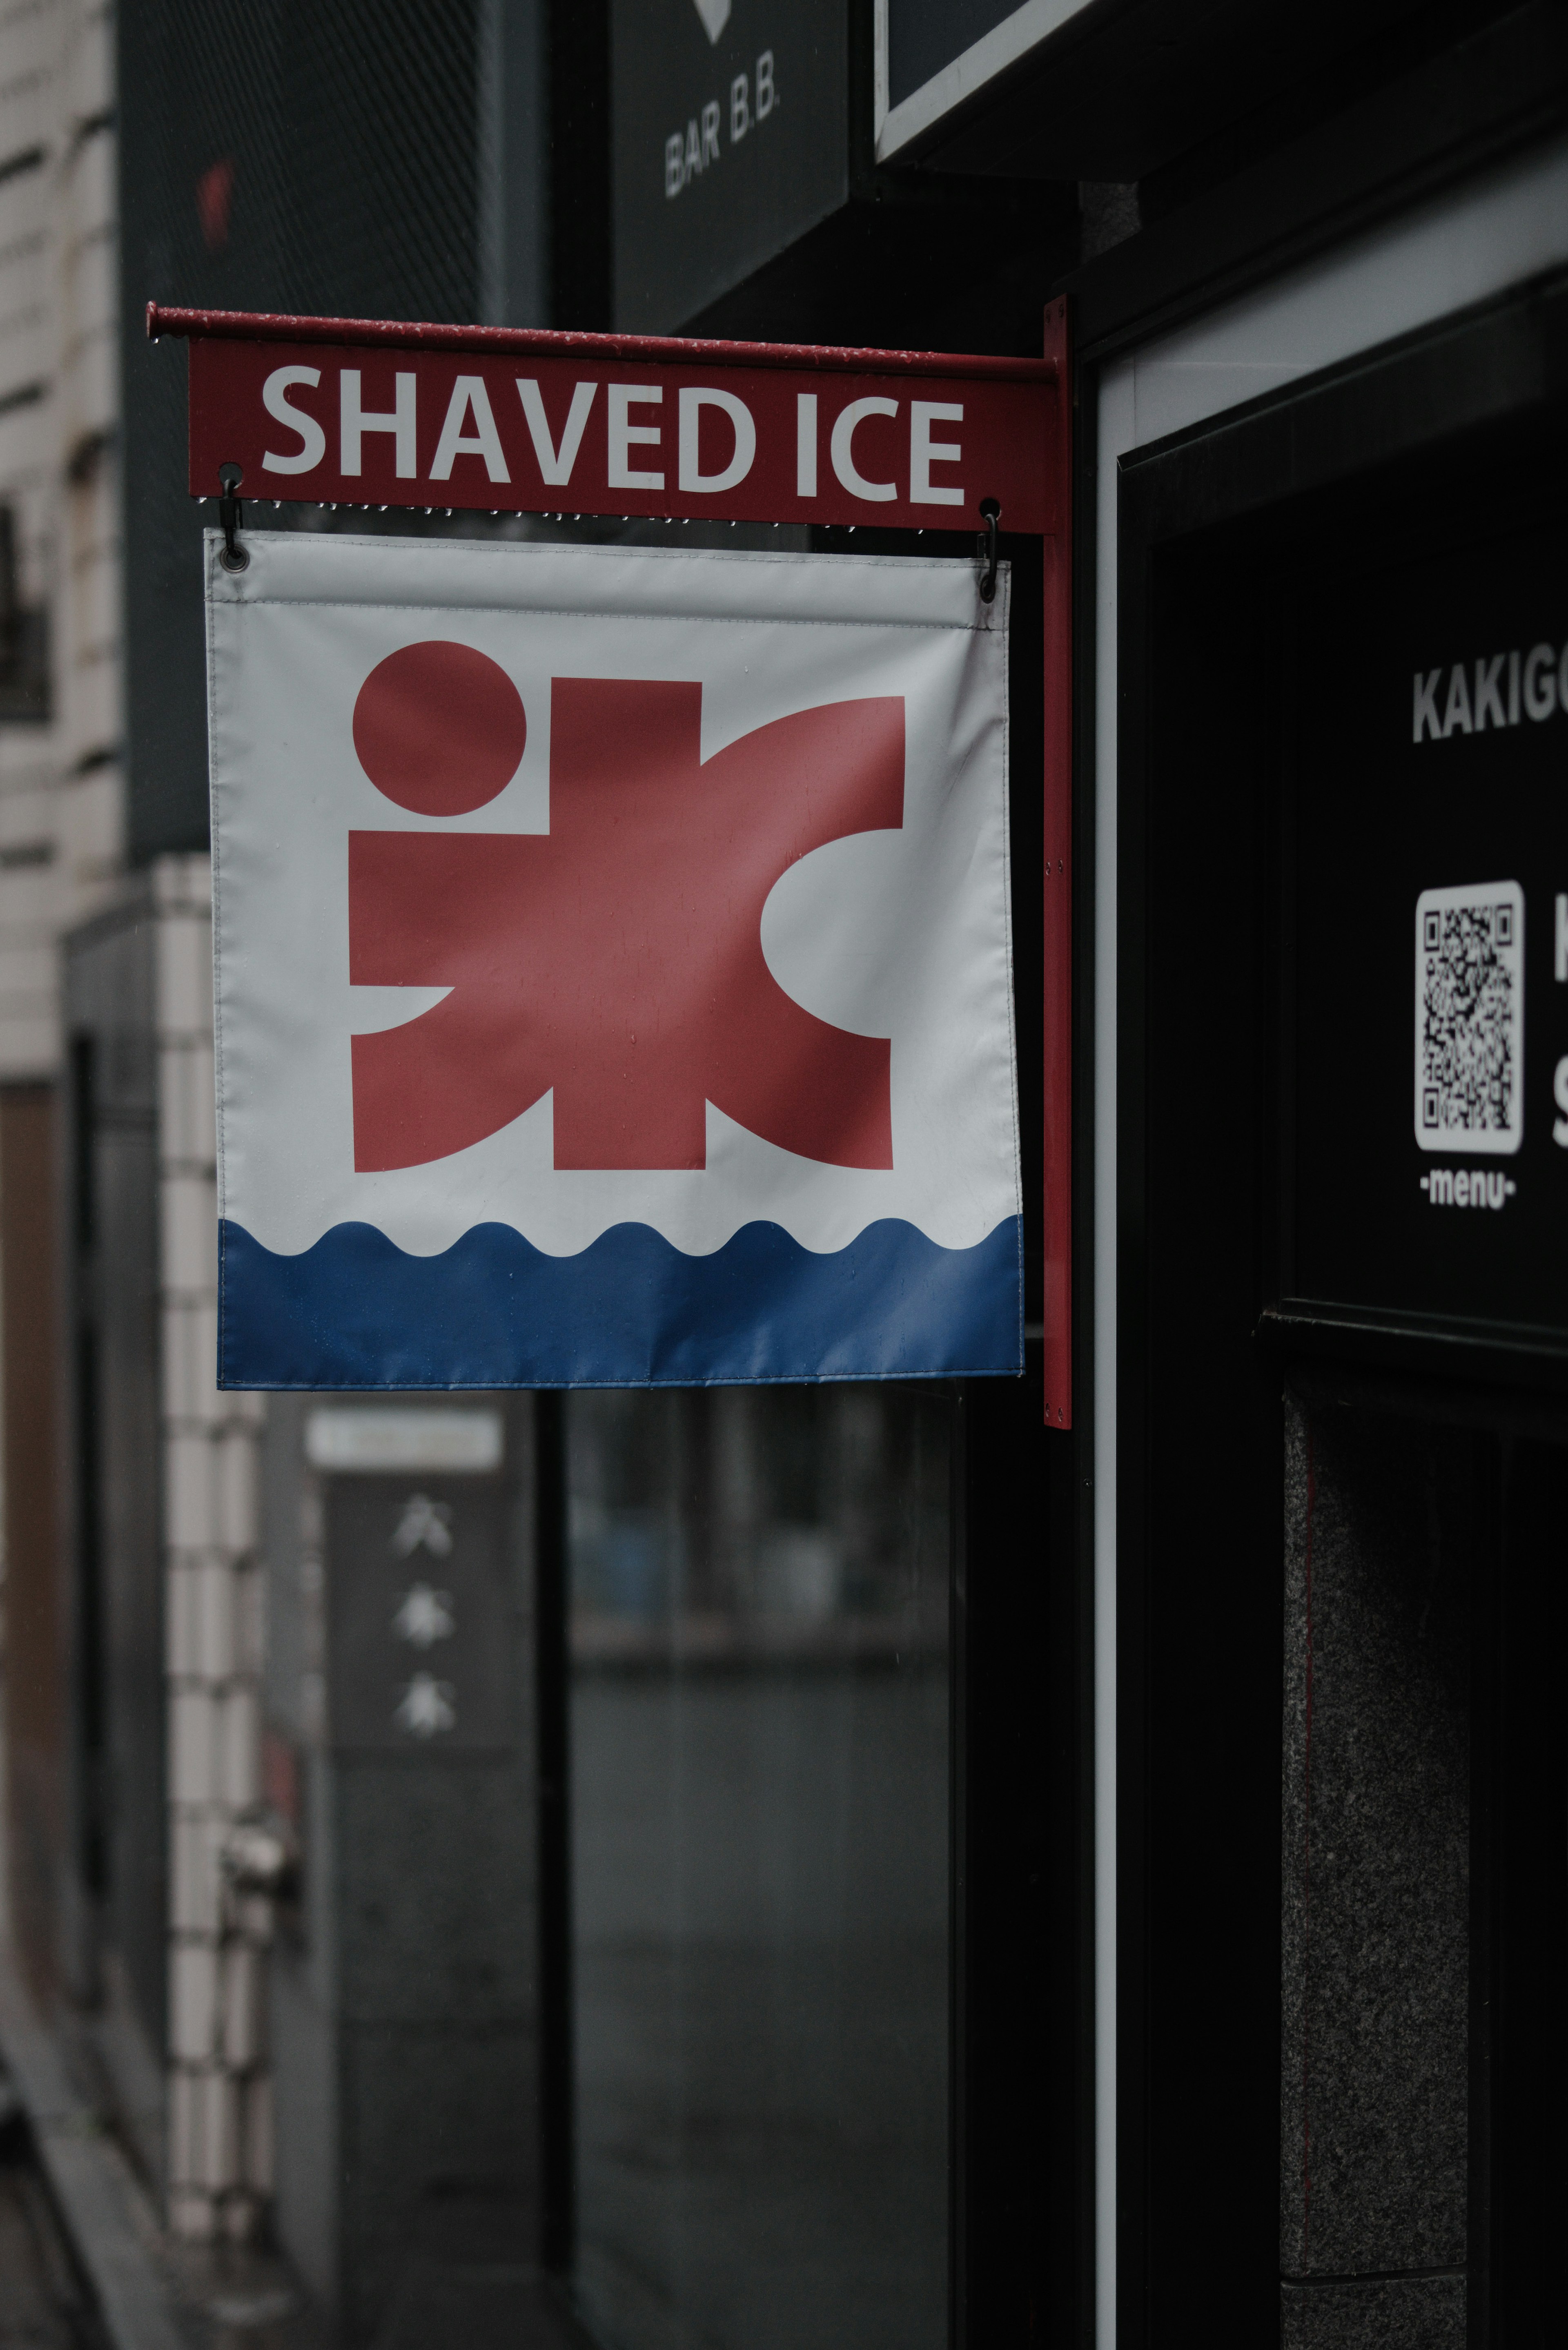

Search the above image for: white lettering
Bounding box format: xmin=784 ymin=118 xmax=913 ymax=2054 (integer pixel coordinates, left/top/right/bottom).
xmin=1412 ymin=668 xmax=1443 ymax=742
xmin=731 ymin=74 xmax=750 ymax=142
xmin=607 ymin=383 xmax=664 ymax=491
xmin=830 ymin=397 xmax=898 ymax=502
xmin=756 ymin=50 xmax=775 ymax=116
xmin=1473 ymin=653 xmax=1506 ymax=731
xmin=701 ymin=101 xmax=721 ymax=166
xmin=517 ymin=379 xmax=596 ymax=485
xmin=340 ymin=369 xmax=416 ymax=477
xmin=797 ymin=393 xmax=817 ymax=498
xmin=684 ymin=118 xmax=703 ymax=178
xmin=665 ymin=134 xmax=685 ymax=197
xmin=1509 ymin=647 xmax=1520 ymax=724
xmin=1524 ymin=641 xmax=1556 ymax=720
xmin=429 ymin=375 xmax=510 ymax=483
xmin=1441 ymin=664 xmax=1473 ymax=736
xmin=261 ymin=365 xmax=326 ymax=473
xmin=909 ymin=400 xmax=963 ymax=506
xmin=1557 ymin=892 xmax=1568 ymax=983
xmin=1428 ymin=1166 xmax=1514 ymax=1208
xmin=1555 ymin=1054 xmax=1568 ymax=1146
xmin=678 ymin=386 xmax=755 ymax=493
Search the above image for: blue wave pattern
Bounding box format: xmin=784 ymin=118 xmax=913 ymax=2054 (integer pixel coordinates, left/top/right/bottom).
xmin=219 ymin=1215 xmax=1023 ymax=1388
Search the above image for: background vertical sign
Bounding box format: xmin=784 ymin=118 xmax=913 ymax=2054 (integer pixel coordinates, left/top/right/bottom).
xmin=152 ymin=303 xmax=1072 ymax=1420
xmin=611 ymin=0 xmax=848 ymax=333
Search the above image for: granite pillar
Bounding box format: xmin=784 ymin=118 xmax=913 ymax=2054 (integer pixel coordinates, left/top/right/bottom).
xmin=1280 ymin=1392 xmax=1477 ymax=2346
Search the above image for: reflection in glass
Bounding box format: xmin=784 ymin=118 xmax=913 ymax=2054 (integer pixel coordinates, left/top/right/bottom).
xmin=567 ymin=1385 xmax=951 ymax=2350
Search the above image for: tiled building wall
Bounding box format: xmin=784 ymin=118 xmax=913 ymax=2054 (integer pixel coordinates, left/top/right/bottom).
xmin=0 ymin=0 xmax=122 ymax=1081
xmin=53 ymin=0 xmax=123 ymax=901
xmin=0 ymin=5 xmax=274 ymax=2243
xmin=158 ymin=855 xmax=270 ymax=2241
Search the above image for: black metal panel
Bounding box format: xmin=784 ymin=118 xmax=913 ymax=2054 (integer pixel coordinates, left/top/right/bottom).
xmin=116 ymin=0 xmax=491 ymax=863
xmin=955 ymin=1368 xmax=1077 ymax=2350
xmin=64 ymin=896 xmax=165 ymax=2067
xmin=1115 ymin=493 xmax=1287 ymax=2346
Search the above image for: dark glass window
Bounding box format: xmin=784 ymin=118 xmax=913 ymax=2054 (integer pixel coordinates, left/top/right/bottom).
xmin=567 ymin=1385 xmax=952 ymax=2350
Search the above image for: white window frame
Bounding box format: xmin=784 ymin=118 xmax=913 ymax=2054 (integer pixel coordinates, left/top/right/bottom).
xmin=873 ymin=0 xmax=1099 ymax=163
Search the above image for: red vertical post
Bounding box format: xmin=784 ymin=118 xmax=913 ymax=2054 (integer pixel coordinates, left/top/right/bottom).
xmin=1041 ymin=297 xmax=1072 ymax=1426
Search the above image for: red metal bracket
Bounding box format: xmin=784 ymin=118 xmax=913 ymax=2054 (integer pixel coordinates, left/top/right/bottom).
xmin=1041 ymin=297 xmax=1072 ymax=1430
xmin=146 ymin=302 xmax=1056 ymax=382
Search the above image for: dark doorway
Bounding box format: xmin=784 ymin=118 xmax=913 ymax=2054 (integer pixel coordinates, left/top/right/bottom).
xmin=1114 ymin=267 xmax=1568 ymax=2343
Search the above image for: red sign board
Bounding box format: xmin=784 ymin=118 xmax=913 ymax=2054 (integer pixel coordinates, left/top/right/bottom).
xmin=161 ymin=313 xmax=1054 ymax=536
xmin=149 ymin=299 xmax=1072 ymax=1424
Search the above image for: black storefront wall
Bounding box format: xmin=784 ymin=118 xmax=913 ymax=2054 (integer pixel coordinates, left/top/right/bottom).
xmin=1289 ymin=522 xmax=1568 ymax=1349
xmin=1114 ymin=264 xmax=1568 ymax=2344
xmin=594 ymin=0 xmax=1067 ymax=348
xmin=116 ymin=0 xmax=548 ymax=866
xmin=574 ymin=7 xmax=1568 ymax=2343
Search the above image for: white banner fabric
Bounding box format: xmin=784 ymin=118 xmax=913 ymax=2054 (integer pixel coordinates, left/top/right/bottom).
xmin=206 ymin=530 xmax=1020 ymax=1385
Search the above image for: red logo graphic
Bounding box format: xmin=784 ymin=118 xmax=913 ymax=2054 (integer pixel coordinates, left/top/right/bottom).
xmin=349 ymin=642 xmax=904 ymax=1172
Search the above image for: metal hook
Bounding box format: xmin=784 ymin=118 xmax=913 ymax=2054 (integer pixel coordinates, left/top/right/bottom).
xmin=976 ymin=499 xmax=1000 ymax=603
xmin=218 ymin=461 xmax=248 ymax=572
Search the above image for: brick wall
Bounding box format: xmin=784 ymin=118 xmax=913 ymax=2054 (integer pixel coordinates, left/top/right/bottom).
xmin=0 ymin=0 xmax=123 ymax=1081
xmin=156 ymin=856 xmax=270 ymax=2240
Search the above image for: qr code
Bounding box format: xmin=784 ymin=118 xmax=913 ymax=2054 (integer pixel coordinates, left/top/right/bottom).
xmin=1414 ymin=880 xmax=1524 ymax=1154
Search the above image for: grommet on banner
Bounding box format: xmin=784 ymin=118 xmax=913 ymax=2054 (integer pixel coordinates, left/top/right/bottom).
xmin=217 ymin=462 xmax=248 ymax=571
xmin=977 ymin=499 xmax=1001 ymax=603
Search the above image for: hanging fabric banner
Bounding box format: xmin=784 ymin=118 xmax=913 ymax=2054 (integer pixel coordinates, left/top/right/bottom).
xmin=207 ymin=530 xmax=1020 ymax=1387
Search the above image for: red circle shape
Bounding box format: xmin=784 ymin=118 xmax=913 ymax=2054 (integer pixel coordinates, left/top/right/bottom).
xmin=352 ymin=640 xmax=526 ymax=815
